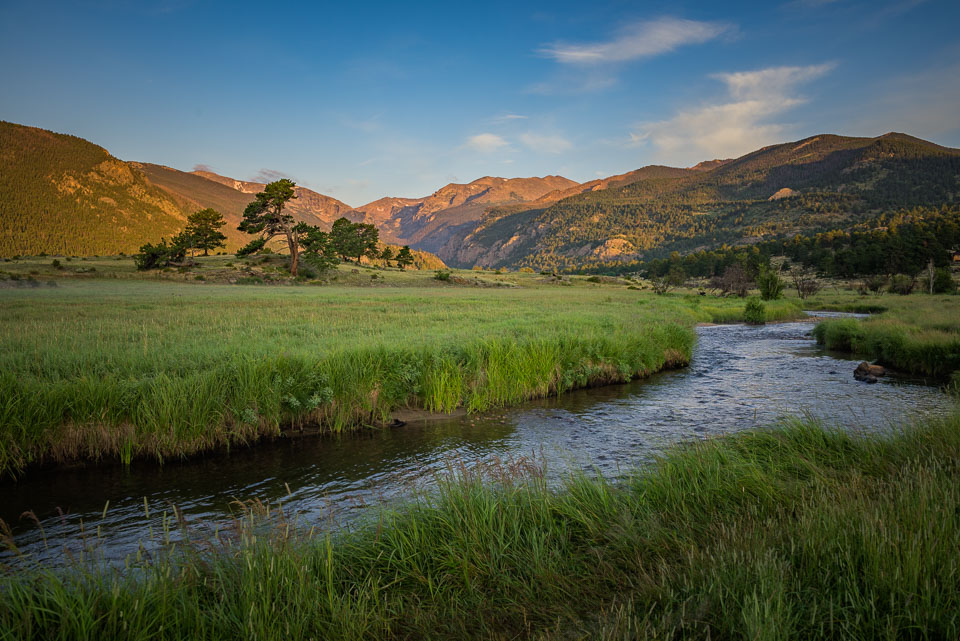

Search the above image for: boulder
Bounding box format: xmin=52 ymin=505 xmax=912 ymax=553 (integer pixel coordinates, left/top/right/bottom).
xmin=854 ymin=361 xmax=886 ymax=382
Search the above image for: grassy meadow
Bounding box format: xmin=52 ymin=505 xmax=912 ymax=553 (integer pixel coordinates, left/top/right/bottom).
xmin=808 ymin=290 xmax=960 ymax=382
xmin=0 ymin=258 xmax=806 ymax=477
xmin=2 ymin=410 xmax=959 ymax=639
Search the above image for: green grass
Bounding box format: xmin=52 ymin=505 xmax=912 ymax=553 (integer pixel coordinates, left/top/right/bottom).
xmin=3 ymin=411 xmax=959 ymax=640
xmin=808 ymin=291 xmax=960 ymax=381
xmin=0 ymin=269 xmax=804 ymax=477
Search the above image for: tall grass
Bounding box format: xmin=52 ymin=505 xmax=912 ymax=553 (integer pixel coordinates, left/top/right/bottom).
xmin=2 ymin=411 xmax=959 ymax=639
xmin=812 ymin=294 xmax=960 ymax=380
xmin=0 ymin=281 xmax=726 ymax=477
xmin=0 ymin=280 xmax=809 ymax=476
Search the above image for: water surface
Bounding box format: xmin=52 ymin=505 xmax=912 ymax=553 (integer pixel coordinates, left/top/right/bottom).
xmin=2 ymin=318 xmax=951 ymax=565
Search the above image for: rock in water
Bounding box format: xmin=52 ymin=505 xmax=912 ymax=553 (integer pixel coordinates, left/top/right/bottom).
xmin=854 ymin=361 xmax=886 ymax=383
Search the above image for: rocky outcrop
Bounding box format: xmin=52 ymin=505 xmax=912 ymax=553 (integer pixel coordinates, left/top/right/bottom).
xmin=350 ymin=175 xmax=577 ymax=260
xmin=768 ymin=187 xmax=798 ymax=200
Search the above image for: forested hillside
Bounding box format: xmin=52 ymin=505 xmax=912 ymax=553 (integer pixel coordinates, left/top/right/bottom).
xmin=447 ymin=133 xmax=960 ymax=270
xmin=639 ymin=205 xmax=960 ymax=280
xmin=0 ymin=122 xmax=361 ymax=256
xmin=0 ymin=121 xmax=188 ymax=256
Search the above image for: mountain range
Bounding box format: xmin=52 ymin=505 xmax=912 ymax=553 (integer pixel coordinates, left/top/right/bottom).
xmin=2 ymin=120 xmax=958 ymax=268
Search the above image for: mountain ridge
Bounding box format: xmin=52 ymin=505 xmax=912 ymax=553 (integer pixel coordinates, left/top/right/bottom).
xmin=444 ymin=132 xmax=960 ymax=269
xmin=3 ymin=121 xmax=958 ymax=269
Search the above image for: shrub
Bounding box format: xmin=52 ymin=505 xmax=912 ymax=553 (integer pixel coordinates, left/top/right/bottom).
xmin=434 ymin=270 xmax=451 ymax=281
xmin=791 ymin=269 xmax=821 ymax=299
xmin=859 ymin=275 xmax=887 ymax=295
xmin=50 ymin=259 xmax=63 ymax=270
xmin=933 ymin=268 xmax=956 ymax=294
xmin=744 ymin=297 xmax=766 ymax=324
xmin=757 ymin=267 xmax=784 ymax=300
xmin=134 ymin=239 xmax=186 ymax=270
xmin=889 ymin=274 xmax=916 ymax=295
xmin=711 ymin=264 xmax=752 ymax=297
xmin=296 ymin=261 xmax=321 ymax=280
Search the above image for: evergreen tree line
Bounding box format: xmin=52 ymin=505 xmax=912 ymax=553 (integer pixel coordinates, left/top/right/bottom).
xmin=639 ymin=206 xmax=960 ymax=280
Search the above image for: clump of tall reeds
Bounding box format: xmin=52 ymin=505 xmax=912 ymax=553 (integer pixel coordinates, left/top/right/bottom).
xmin=0 ymin=326 xmax=694 ymax=477
xmin=813 ymin=311 xmax=960 ymax=379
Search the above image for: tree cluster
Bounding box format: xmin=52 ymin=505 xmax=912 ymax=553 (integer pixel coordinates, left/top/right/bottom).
xmin=133 ymin=208 xmax=227 ymax=270
xmin=235 ymin=181 xmax=419 ymax=275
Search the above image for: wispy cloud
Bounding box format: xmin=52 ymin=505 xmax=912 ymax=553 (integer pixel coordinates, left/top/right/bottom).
xmin=539 ymin=17 xmax=731 ymax=65
xmin=492 ymin=113 xmax=528 ymax=122
xmin=192 ymin=163 xmax=215 ymax=173
xmin=630 ymin=63 xmax=834 ymax=163
xmin=464 ymin=133 xmax=510 ymax=153
xmin=519 ymin=132 xmax=572 ymax=154
xmin=253 ymin=168 xmax=295 ymax=183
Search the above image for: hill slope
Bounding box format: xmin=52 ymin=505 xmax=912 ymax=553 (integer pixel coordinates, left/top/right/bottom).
xmin=136 ymin=164 xmax=361 ymax=250
xmin=0 ymin=121 xmax=364 ymax=256
xmin=0 ymin=121 xmax=189 ymax=256
xmin=350 ymin=175 xmax=577 ymax=255
xmin=447 ymin=133 xmax=960 ymax=269
xmin=4 ymin=122 xmax=958 ymax=268
xmin=190 ymin=170 xmax=357 ymax=228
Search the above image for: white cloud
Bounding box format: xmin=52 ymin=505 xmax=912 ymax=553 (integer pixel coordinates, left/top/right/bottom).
xmin=464 ymin=133 xmax=510 ymax=153
xmin=630 ymin=63 xmax=834 ymax=163
xmin=519 ymin=133 xmax=573 ymax=154
xmin=539 ymin=17 xmax=731 ymax=65
xmin=493 ymin=113 xmax=528 ymax=122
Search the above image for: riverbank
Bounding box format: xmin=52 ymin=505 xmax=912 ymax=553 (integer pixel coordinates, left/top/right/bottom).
xmin=0 ymin=276 xmax=804 ymax=477
xmin=809 ymin=292 xmax=960 ymax=382
xmin=3 ymin=409 xmax=958 ymax=639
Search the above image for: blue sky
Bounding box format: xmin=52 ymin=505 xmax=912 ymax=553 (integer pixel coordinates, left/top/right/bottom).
xmin=2 ymin=0 xmax=958 ymax=206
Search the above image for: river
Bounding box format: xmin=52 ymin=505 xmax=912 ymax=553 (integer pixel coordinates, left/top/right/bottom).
xmin=1 ymin=315 xmax=953 ymax=566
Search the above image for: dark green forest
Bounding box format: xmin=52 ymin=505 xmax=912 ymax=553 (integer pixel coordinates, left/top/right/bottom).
xmin=628 ymin=205 xmax=960 ymax=280
xmin=0 ymin=121 xmax=188 ymax=256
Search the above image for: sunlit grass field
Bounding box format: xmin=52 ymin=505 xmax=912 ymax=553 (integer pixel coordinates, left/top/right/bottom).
xmin=0 ymin=266 xmax=805 ymax=477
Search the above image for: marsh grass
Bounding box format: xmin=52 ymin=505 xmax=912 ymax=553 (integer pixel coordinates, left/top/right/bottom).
xmin=0 ymin=279 xmax=806 ymax=477
xmin=811 ymin=293 xmax=960 ymax=380
xmin=2 ymin=412 xmax=959 ymax=640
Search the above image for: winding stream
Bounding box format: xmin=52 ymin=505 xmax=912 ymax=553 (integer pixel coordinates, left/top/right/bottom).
xmin=2 ymin=315 xmax=953 ymax=565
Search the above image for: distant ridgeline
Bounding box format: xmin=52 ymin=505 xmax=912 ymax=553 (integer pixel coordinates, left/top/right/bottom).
xmin=453 ymin=133 xmax=960 ymax=272
xmin=1 ymin=120 xmax=959 ymax=269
